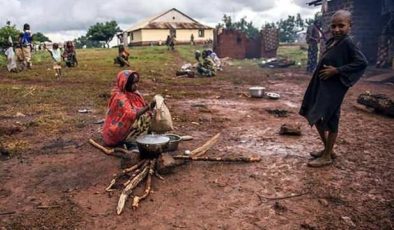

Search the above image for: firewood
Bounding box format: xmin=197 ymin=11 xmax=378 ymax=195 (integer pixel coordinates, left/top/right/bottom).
xmin=357 ymin=92 xmax=394 ymax=116
xmin=0 ymin=211 xmax=16 ymax=215
xmin=191 ymin=133 xmax=221 ymax=157
xmin=105 ymin=179 xmax=116 ymax=192
xmin=117 ymin=162 xmax=150 ymax=215
xmin=89 ymin=139 xmax=138 ymax=158
xmin=132 ymin=160 xmax=155 ymax=209
xmin=123 ymin=169 xmax=140 ymax=187
xmin=173 ymin=155 xmax=261 ymax=162
xmin=36 ymin=205 xmax=60 ymax=209
xmin=118 ymin=160 xmax=147 ymax=177
xmin=106 ymin=160 xmax=148 ymax=191
xmin=89 ymin=139 xmax=113 ymax=155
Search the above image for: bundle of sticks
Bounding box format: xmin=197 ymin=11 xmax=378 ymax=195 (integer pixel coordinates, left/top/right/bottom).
xmin=89 ymin=132 xmax=261 ymax=214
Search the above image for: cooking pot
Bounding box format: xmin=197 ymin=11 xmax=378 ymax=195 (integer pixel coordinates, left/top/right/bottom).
xmin=136 ymin=134 xmax=170 ymax=158
xmin=164 ymin=134 xmax=182 ymax=152
xmin=249 ymin=86 xmax=265 ymax=98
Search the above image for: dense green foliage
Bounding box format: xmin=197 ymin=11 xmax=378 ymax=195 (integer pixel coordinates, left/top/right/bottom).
xmin=32 ymin=32 xmax=51 ymax=43
xmin=86 ymin=20 xmax=121 ymax=48
xmin=0 ymin=22 xmax=21 ymax=48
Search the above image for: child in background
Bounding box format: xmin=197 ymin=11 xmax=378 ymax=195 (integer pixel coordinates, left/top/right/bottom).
xmin=46 ymin=43 xmax=62 ymax=78
xmin=20 ymin=23 xmax=33 ymax=69
xmin=299 ymin=10 xmax=368 ymax=167
xmin=5 ymin=42 xmax=17 ymax=72
xmin=114 ymin=45 xmax=130 ymax=67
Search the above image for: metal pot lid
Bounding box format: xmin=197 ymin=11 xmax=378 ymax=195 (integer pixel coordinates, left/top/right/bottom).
xmin=136 ymin=134 xmax=170 ymax=145
xmin=249 ymin=86 xmax=265 ymax=90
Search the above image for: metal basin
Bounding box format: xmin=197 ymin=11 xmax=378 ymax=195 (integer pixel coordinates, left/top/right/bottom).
xmin=249 ymin=86 xmax=265 ymax=98
xmin=136 ymin=134 xmax=170 ymax=158
xmin=164 ymin=134 xmax=182 ymax=152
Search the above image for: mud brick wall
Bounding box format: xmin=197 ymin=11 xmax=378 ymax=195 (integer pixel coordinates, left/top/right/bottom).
xmin=246 ymin=38 xmax=261 ymax=59
xmin=322 ymin=0 xmax=382 ymax=62
xmin=214 ymin=30 xmax=247 ymax=59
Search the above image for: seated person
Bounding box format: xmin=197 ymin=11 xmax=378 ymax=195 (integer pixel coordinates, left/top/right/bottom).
xmin=114 ymin=46 xmax=130 ymax=67
xmin=62 ymin=41 xmax=78 ymax=67
xmin=102 ymin=70 xmax=155 ymax=147
xmin=196 ymin=50 xmax=216 ymax=77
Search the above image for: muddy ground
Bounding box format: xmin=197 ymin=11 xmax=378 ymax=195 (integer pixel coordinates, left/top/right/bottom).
xmin=0 ymin=49 xmax=393 ymax=229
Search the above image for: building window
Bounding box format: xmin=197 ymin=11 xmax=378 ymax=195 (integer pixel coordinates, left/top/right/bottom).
xmin=129 ymin=32 xmax=133 ymax=41
xmin=198 ymin=29 xmax=204 ymax=37
xmin=172 ymin=16 xmax=175 ymax=20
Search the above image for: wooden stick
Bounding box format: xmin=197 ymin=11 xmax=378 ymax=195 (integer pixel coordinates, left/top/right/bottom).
xmin=155 ymin=171 xmax=165 ymax=181
xmin=105 ymin=160 xmax=148 ymax=191
xmin=36 ymin=205 xmax=60 ymax=209
xmin=132 ymin=160 xmax=155 ymax=209
xmin=173 ymin=155 xmax=261 ymax=162
xmin=89 ymin=139 xmax=114 ymax=155
xmin=105 ymin=179 xmax=116 ymax=192
xmin=89 ymin=139 xmax=137 ymax=158
xmin=117 ymin=159 xmax=147 ymax=177
xmin=191 ymin=133 xmax=221 ymax=157
xmin=257 ymin=192 xmax=309 ymax=201
xmin=123 ymin=168 xmax=143 ymax=187
xmin=117 ymin=162 xmax=150 ymax=215
xmin=0 ymin=211 xmax=16 ymax=215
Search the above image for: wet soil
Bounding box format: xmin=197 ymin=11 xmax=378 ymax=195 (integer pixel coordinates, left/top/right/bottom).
xmin=1 ymin=57 xmax=393 ymax=229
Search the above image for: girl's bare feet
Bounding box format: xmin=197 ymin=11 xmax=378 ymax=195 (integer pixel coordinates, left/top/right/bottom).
xmin=307 ymin=156 xmax=333 ymax=167
xmin=310 ymin=150 xmax=337 ymax=159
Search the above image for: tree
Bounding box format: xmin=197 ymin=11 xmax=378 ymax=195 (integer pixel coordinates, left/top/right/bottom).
xmin=86 ymin=20 xmax=120 ymax=48
xmin=32 ymin=32 xmax=51 ymax=43
xmin=73 ymin=35 xmax=100 ymax=48
xmin=0 ymin=21 xmax=21 ymax=47
xmin=276 ymin=13 xmax=305 ymax=43
xmin=216 ymin=15 xmax=260 ymax=39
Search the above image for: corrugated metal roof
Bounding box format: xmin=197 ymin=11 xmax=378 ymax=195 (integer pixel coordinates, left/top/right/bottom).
xmin=307 ymin=0 xmax=323 ymax=6
xmin=142 ymin=22 xmax=211 ymax=30
xmin=126 ymin=8 xmax=212 ymax=32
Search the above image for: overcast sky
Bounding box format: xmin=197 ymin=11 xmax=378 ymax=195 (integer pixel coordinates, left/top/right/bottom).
xmin=0 ymin=0 xmax=319 ymax=42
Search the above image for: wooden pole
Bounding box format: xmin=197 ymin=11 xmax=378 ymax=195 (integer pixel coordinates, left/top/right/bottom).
xmin=173 ymin=155 xmax=261 ymax=163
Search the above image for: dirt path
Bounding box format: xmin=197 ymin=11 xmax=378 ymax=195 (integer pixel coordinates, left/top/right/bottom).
xmin=1 ymin=50 xmax=393 ymax=229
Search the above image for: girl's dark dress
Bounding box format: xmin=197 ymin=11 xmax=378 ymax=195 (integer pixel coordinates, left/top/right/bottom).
xmin=299 ymin=35 xmax=368 ymax=132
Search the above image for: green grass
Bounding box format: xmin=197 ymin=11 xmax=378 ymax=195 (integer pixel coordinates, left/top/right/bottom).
xmin=0 ymin=44 xmax=307 ymax=155
xmin=277 ymin=45 xmax=308 ymax=66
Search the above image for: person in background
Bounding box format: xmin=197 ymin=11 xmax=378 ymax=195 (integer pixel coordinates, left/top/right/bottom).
xmin=62 ymin=41 xmax=78 ymax=67
xmin=299 ymin=10 xmax=368 ymax=167
xmin=166 ymin=34 xmax=175 ymax=51
xmin=306 ymin=20 xmax=321 ymax=73
xmin=19 ymin=23 xmax=33 ymax=69
xmin=46 ymin=43 xmax=62 ymax=78
xmin=190 ymin=33 xmax=195 ymax=45
xmin=114 ymin=45 xmax=130 ymax=67
xmin=4 ymin=42 xmax=17 ymax=72
xmin=102 ymin=70 xmax=156 ymax=147
xmin=195 ymin=50 xmax=216 ymax=77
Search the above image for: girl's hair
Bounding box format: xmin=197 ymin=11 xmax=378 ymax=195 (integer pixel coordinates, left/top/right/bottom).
xmin=118 ymin=45 xmax=125 ymax=53
xmin=53 ymin=43 xmax=59 ymax=49
xmin=332 ymin=10 xmax=351 ymax=23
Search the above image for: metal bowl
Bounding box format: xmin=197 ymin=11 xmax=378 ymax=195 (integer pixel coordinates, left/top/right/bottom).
xmin=136 ymin=134 xmax=170 ymax=158
xmin=249 ymin=86 xmax=266 ymax=98
xmin=164 ymin=134 xmax=182 ymax=152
